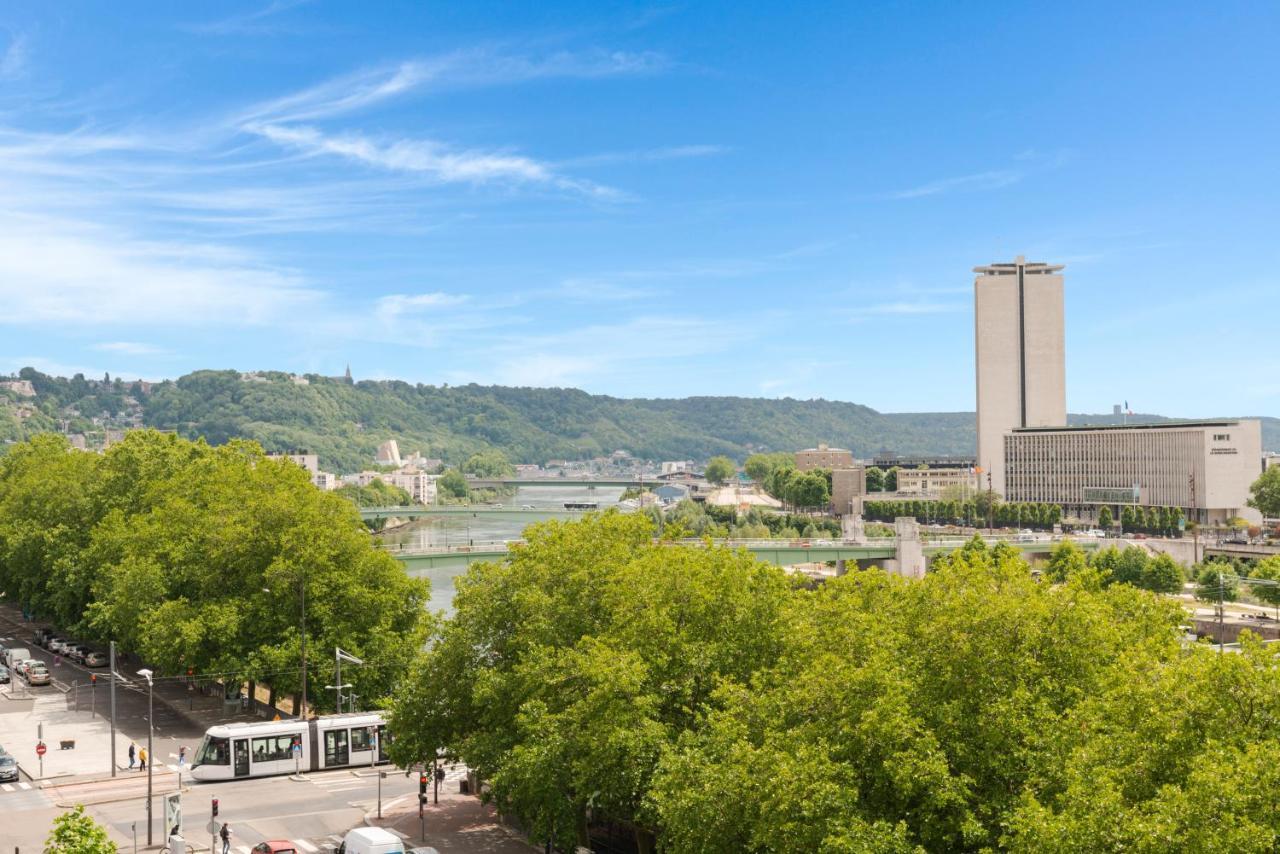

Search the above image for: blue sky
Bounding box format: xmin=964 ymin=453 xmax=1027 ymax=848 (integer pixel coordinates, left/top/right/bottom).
xmin=0 ymin=1 xmax=1276 ymax=416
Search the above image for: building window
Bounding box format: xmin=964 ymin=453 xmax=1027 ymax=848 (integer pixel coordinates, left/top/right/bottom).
xmin=1213 ymin=433 xmax=1230 ymax=441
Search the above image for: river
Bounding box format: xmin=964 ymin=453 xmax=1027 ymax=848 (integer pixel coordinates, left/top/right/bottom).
xmin=379 ymin=484 xmax=628 ymax=614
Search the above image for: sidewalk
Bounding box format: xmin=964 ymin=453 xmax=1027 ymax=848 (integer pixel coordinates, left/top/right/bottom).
xmin=365 ymin=790 xmax=537 ymax=852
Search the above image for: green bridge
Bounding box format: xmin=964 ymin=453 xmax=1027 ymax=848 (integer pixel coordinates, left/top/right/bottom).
xmin=464 ymin=477 xmax=660 ymax=489
xmin=386 ymin=536 xmax=1095 ymax=572
xmin=361 ymin=505 xmax=592 ymax=523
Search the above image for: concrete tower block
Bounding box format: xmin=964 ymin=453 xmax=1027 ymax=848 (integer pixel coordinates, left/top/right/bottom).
xmin=893 ymin=517 xmax=926 ymax=579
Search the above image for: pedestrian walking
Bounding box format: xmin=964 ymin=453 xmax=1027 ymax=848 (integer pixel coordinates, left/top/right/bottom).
xmin=128 ymin=743 xmax=136 ymax=770
xmin=138 ymin=746 xmax=147 ymax=771
xmin=178 ymin=744 xmax=187 ymax=766
xmin=219 ymin=822 xmax=232 ymax=854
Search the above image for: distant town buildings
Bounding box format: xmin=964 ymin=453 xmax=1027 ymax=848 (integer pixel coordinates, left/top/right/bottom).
xmin=660 ymin=460 xmax=696 ymax=476
xmin=267 ymin=450 xmax=338 ymax=491
xmin=974 ymin=256 xmax=1067 ymax=496
xmin=895 ymin=467 xmax=978 ymax=497
xmin=796 ymin=444 xmax=854 ymax=471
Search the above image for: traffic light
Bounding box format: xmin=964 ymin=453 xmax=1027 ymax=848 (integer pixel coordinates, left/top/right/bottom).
xmin=419 ymin=773 xmax=428 ymax=805
xmin=211 ymin=797 xmax=219 ymax=818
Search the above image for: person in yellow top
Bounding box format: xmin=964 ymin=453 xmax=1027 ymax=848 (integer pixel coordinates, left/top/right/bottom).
xmin=138 ymin=746 xmax=148 ymax=771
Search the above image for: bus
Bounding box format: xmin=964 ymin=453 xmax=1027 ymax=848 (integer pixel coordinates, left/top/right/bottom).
xmin=188 ymin=712 xmax=389 ymax=781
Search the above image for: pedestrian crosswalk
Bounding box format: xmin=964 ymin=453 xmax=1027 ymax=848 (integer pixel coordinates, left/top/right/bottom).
xmin=225 ymin=834 xmax=352 ymax=854
xmin=0 ymin=781 xmax=34 ymax=793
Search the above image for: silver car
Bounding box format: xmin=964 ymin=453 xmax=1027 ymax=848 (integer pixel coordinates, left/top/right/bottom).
xmin=0 ymin=754 xmax=18 ymax=783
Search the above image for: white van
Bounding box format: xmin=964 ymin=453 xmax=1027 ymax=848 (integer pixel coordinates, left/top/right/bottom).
xmin=4 ymin=648 xmax=30 ymax=669
xmin=333 ymin=827 xmax=406 ymax=854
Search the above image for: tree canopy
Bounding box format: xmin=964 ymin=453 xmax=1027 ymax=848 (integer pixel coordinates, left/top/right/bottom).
xmin=1249 ymin=467 xmax=1280 ymax=519
xmin=382 ymin=515 xmax=1277 ymax=852
xmin=43 ymin=804 xmax=117 ymax=853
xmin=703 ymin=455 xmax=736 ymax=485
xmin=0 ymin=432 xmax=430 ymax=711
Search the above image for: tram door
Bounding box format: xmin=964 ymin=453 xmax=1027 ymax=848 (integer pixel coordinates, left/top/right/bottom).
xmin=324 ymin=729 xmax=349 ymax=767
xmin=233 ymin=739 xmax=250 ymax=777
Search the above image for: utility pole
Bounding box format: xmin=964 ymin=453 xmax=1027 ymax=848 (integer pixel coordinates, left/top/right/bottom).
xmin=1217 ymin=569 xmax=1225 ymax=654
xmin=1190 ymin=471 xmax=1200 ymax=566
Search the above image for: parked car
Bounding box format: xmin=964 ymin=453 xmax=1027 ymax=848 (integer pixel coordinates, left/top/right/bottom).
xmin=83 ymin=650 xmax=108 ymax=668
xmin=67 ymin=645 xmax=91 ymax=664
xmin=47 ymin=638 xmax=69 ymax=655
xmin=33 ymin=628 xmax=55 ymax=647
xmin=251 ymin=842 xmax=299 ymax=854
xmin=2 ymin=647 xmax=31 ymax=669
xmin=24 ymin=663 xmax=50 ymax=686
xmin=0 ymin=754 xmax=18 ymax=783
xmin=0 ymin=665 xmax=9 ymax=684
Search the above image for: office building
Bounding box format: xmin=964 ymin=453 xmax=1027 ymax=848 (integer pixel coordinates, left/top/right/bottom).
xmin=974 ymin=256 xmax=1066 ymax=495
xmin=796 ymin=443 xmax=854 ymax=471
xmin=895 ymin=467 xmax=978 ymax=497
xmin=831 ymin=467 xmax=866 ymax=516
xmin=1003 ymin=419 xmax=1262 ymax=525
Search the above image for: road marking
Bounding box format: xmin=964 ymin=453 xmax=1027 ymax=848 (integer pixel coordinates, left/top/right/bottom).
xmin=295 ymin=841 xmax=318 ymax=853
xmin=1 ymin=784 xmax=13 ymax=792
xmin=18 ymin=782 xmax=31 ymax=790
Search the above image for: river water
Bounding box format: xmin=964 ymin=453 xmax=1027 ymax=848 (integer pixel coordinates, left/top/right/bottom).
xmin=380 ymin=485 xmax=628 ymax=614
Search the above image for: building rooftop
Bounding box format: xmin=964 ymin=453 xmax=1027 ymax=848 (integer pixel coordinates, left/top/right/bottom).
xmin=1013 ymin=419 xmax=1245 ymax=434
xmin=973 ymin=255 xmax=1064 ymax=275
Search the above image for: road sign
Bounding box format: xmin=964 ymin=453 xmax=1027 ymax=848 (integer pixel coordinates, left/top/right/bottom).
xmin=35 ymin=741 xmax=46 ymax=757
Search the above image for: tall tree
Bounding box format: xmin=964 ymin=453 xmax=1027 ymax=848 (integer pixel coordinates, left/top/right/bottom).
xmin=704 ymin=456 xmax=736 ymax=486
xmin=864 ymin=465 xmax=885 ymax=493
xmin=1248 ymin=467 xmax=1280 ymax=520
xmin=1098 ymin=505 xmax=1113 ymax=530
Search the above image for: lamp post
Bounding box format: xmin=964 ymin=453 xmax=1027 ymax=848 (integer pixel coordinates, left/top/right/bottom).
xmin=137 ymin=668 xmax=154 ymax=846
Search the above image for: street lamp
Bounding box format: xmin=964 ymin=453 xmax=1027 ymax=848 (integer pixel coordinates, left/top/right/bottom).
xmin=137 ymin=668 xmax=154 ymax=847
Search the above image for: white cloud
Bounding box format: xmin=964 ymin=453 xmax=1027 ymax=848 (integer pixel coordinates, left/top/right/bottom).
xmin=249 ymin=123 xmax=618 ymax=197
xmin=0 ymin=33 xmax=28 ymax=79
xmin=375 ymin=292 xmax=470 ymax=322
xmin=0 ymin=213 xmax=319 ymax=327
xmin=888 ymin=169 xmax=1023 ymax=199
xmin=560 ymin=144 xmax=726 ymax=167
xmin=186 ymin=0 xmax=314 ymax=36
xmin=94 ymin=341 xmax=166 ymax=356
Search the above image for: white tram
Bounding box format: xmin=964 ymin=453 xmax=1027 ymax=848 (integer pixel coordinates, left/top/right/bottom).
xmin=188 ymin=712 xmax=389 ymax=781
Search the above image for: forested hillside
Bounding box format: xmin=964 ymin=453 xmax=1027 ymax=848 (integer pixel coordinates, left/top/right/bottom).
xmin=3 ymin=367 xmax=1277 ymax=473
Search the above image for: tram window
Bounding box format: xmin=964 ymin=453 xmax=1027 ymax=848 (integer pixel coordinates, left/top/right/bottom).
xmin=251 ymin=735 xmax=296 ymax=762
xmin=195 ymin=736 xmax=230 ymax=766
xmin=351 ymin=726 xmax=376 ymax=752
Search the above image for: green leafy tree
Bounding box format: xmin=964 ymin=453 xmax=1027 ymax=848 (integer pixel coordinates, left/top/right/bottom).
xmin=462 ymin=450 xmax=514 ymax=478
xmin=884 ymin=465 xmax=901 ymax=492
xmin=1120 ymin=506 xmax=1136 ymax=533
xmin=1248 ymin=466 xmax=1280 ymax=520
xmin=43 ymin=804 xmax=117 ymax=853
xmin=704 ymin=456 xmax=736 ymax=486
xmin=864 ymin=465 xmax=886 ymax=493
xmin=1193 ymin=563 xmax=1238 ymax=604
xmin=1111 ymin=546 xmax=1150 ymax=587
xmin=1045 ymin=540 xmax=1089 ymax=583
xmin=438 ymin=468 xmax=470 ymax=499
xmin=1140 ymin=553 xmax=1184 ymax=594
xmin=1249 ymin=555 xmax=1280 ymax=620
xmin=1097 ymin=505 xmax=1113 ymax=529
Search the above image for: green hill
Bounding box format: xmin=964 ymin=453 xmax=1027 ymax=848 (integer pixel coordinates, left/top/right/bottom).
xmin=3 ymin=367 xmax=1276 ymax=473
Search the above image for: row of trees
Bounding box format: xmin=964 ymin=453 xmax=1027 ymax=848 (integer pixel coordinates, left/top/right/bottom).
xmin=648 ymin=500 xmax=842 ymax=540
xmin=388 ymin=514 xmax=1280 ymax=852
xmin=0 ymin=432 xmax=430 ymax=712
xmin=863 ymin=464 xmax=899 ymax=492
xmin=864 ymin=498 xmax=1063 ymax=529
xmin=1042 ymin=541 xmax=1184 ymax=593
xmin=1096 ymin=504 xmax=1186 ymax=536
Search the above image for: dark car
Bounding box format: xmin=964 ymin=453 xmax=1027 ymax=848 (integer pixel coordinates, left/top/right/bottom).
xmin=0 ymin=665 xmax=9 ymax=684
xmin=33 ymin=628 xmax=54 ymax=647
xmin=67 ymin=645 xmax=92 ymax=664
xmin=0 ymin=754 xmax=18 ymax=783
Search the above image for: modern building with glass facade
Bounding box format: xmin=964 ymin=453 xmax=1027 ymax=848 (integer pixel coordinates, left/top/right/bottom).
xmin=1003 ymin=419 xmax=1263 ymax=525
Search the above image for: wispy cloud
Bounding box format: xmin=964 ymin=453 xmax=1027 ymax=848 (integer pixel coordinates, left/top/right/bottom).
xmin=94 ymin=341 xmax=167 ymax=356
xmin=0 ymin=213 xmax=318 ymax=326
xmin=185 ymin=0 xmax=315 ymax=36
xmin=560 ymin=144 xmax=726 ymax=167
xmin=888 ymin=169 xmax=1023 ymax=200
xmin=375 ymin=292 xmax=470 ymax=322
xmin=247 ymin=122 xmax=618 ymax=196
xmin=0 ymin=33 xmax=28 ymax=79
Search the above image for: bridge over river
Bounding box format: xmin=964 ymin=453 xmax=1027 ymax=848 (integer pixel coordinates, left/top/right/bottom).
xmin=361 ymin=505 xmax=591 ymax=523
xmin=383 ymin=534 xmax=1097 ymax=573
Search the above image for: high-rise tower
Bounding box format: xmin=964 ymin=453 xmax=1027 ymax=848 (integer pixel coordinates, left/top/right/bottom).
xmin=974 ymin=256 xmax=1066 ymax=496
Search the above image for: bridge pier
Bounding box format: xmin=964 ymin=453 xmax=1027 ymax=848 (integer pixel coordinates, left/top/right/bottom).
xmin=892 ymin=517 xmax=926 ymax=579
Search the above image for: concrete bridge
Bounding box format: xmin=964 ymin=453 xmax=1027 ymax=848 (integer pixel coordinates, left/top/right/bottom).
xmin=464 ymin=477 xmax=665 ymax=489
xmin=360 ymin=505 xmax=591 ymax=523
xmin=385 ymin=532 xmax=1094 ymax=573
